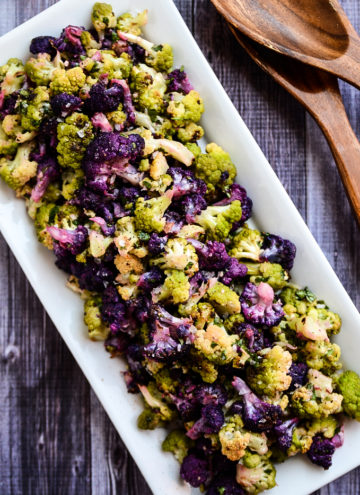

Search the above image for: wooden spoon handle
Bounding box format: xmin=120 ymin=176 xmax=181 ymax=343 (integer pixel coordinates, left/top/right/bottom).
xmin=316 ymin=98 xmax=360 ymax=225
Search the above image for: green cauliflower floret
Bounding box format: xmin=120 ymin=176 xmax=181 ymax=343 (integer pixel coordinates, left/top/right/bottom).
xmin=236 ymin=452 xmax=276 ymax=494
xmin=194 ymin=143 xmax=237 ymax=199
xmin=287 ymin=426 xmax=314 ymax=456
xmin=137 ymin=406 xmax=163 ymax=430
xmin=206 ymin=282 xmax=241 ymax=315
xmin=229 ymin=225 xmax=263 ymax=261
xmin=80 ymin=31 xmax=101 ymax=51
xmin=189 ymin=348 xmax=218 ymax=383
xmin=0 ymin=141 xmax=37 ymax=190
xmin=303 ymin=340 xmax=342 ymax=374
xmin=34 ymin=202 xmax=57 ymax=248
xmin=194 ymin=323 xmax=238 ymax=365
xmin=20 ymin=86 xmax=51 ymax=131
xmin=167 ymin=90 xmax=204 ymax=125
xmin=91 ymin=2 xmax=117 ymax=36
xmin=61 ymin=168 xmax=84 ymax=200
xmin=151 ymin=237 xmax=199 ymax=276
xmin=291 ymin=369 xmax=343 ymax=418
xmin=131 ymin=64 xmax=167 ymax=114
xmin=162 ymin=429 xmax=193 ymax=463
xmin=57 ymin=112 xmax=94 ymax=169
xmin=50 ymin=67 xmax=86 ymax=95
xmin=25 ymin=53 xmax=57 ymax=86
xmin=0 ymin=58 xmax=25 ymax=95
xmin=154 ymin=269 xmax=190 ymax=305
xmin=138 ymin=382 xmax=176 ymax=429
xmin=114 ymin=216 xmax=142 ymax=255
xmin=224 ymin=313 xmax=245 ymax=333
xmin=177 ymin=122 xmax=204 ymax=143
xmin=280 ymin=286 xmax=317 ymax=311
xmin=152 ymin=367 xmax=179 ymax=395
xmin=84 ymin=295 xmax=109 ymax=341
xmin=140 ymin=174 xmax=172 ymax=194
xmin=219 ymin=415 xmax=268 ymax=461
xmin=186 ymin=302 xmax=216 ymax=330
xmin=246 ymin=261 xmax=289 ymax=290
xmin=2 ymin=114 xmax=36 ymax=145
xmin=194 ymin=201 xmax=242 ymax=242
xmin=117 ymin=10 xmax=148 ymax=36
xmin=307 ymin=416 xmax=338 ymax=438
xmin=0 ymin=123 xmax=18 ymax=156
xmin=246 ymin=345 xmax=292 ymax=397
xmin=337 ymin=370 xmax=360 ymax=421
xmin=134 ymin=195 xmax=171 ymax=233
xmin=100 ymin=51 xmax=133 ymax=80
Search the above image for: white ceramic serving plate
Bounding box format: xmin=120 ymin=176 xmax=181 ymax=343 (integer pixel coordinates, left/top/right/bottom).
xmin=0 ymin=0 xmax=359 ymax=493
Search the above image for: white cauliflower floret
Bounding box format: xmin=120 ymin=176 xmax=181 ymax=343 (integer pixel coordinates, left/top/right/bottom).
xmin=150 ymin=151 xmax=169 ymax=180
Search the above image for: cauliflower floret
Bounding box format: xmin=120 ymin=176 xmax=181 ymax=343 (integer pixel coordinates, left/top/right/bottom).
xmin=189 ymin=348 xmax=218 ymax=383
xmin=119 ymin=31 xmax=173 ymax=72
xmin=194 ymin=201 xmax=242 ymax=242
xmin=50 ymin=67 xmax=86 ymax=95
xmin=57 ymin=112 xmax=94 ymax=169
xmin=230 ymin=224 xmax=263 ymax=261
xmin=134 ymin=195 xmax=171 ymax=233
xmin=91 ymin=2 xmax=117 ymax=37
xmin=194 ymin=323 xmax=238 ymax=365
xmin=25 ymin=53 xmax=57 ymax=86
xmin=287 ymin=426 xmax=314 ymax=456
xmin=2 ymin=115 xmax=36 ymax=144
xmin=194 ymin=142 xmax=237 ymax=198
xmin=206 ymin=282 xmax=241 ymax=315
xmin=291 ymin=369 xmax=343 ymax=418
xmin=117 ymin=10 xmax=148 ymax=36
xmin=131 ymin=64 xmax=167 ymax=113
xmin=100 ymin=52 xmax=133 ymax=80
xmin=84 ymin=295 xmax=109 ymax=341
xmin=236 ymin=452 xmax=276 ymax=494
xmin=246 ymin=345 xmax=292 ymax=397
xmin=114 ymin=252 xmax=144 ymax=277
xmin=89 ymin=230 xmax=113 ymax=258
xmin=0 ymin=141 xmax=37 ymax=190
xmin=304 ymin=340 xmax=341 ymax=373
xmin=337 ymin=370 xmax=360 ymax=421
xmin=153 ymin=269 xmax=190 ymax=305
xmin=162 ymin=429 xmax=193 ymax=463
xmin=247 ymin=261 xmax=289 ymax=291
xmin=151 ymin=238 xmax=199 ymax=276
xmin=114 ymin=216 xmax=139 ymax=255
xmin=307 ymin=416 xmax=338 ymax=439
xmin=140 ymin=174 xmax=172 ymax=194
xmin=20 ymin=86 xmax=51 ymax=131
xmin=0 ymin=122 xmax=18 ymax=156
xmin=150 ymin=152 xmax=168 ymax=180
xmin=61 ymin=168 xmax=84 ymax=200
xmin=177 ymin=122 xmax=204 ymax=143
xmin=0 ymin=58 xmax=25 ymax=95
xmin=167 ymin=90 xmax=204 ymax=125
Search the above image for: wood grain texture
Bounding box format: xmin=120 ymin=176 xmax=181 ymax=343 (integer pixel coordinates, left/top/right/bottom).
xmin=0 ymin=1 xmax=359 ymax=494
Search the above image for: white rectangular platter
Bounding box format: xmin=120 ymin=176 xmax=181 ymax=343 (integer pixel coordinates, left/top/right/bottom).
xmin=0 ymin=0 xmax=359 ymax=494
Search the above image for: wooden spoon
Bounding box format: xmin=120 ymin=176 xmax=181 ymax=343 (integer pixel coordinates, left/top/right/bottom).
xmin=211 ymin=0 xmax=360 ymax=90
xmin=229 ymin=25 xmax=360 ymax=224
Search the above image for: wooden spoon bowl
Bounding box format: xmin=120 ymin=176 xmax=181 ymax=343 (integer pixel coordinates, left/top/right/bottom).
xmin=229 ymin=26 xmax=360 ymax=224
xmin=212 ymin=0 xmax=360 ymax=89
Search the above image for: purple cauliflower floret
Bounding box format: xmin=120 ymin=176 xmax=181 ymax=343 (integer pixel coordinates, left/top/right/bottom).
xmin=101 ymin=286 xmax=136 ymax=335
xmin=207 ymin=475 xmax=245 ymax=495
xmin=111 ymin=78 xmax=136 ymax=124
xmin=232 ymin=376 xmax=282 ymax=432
xmin=70 ymin=259 xmax=115 ymax=292
xmin=167 ymin=68 xmax=193 ymax=94
xmin=180 ymin=193 xmax=207 ymax=223
xmin=186 ymin=404 xmax=225 ymax=440
xmin=260 ymin=233 xmax=297 ymax=271
xmin=29 ymin=35 xmax=56 ymax=56
xmin=288 ymin=362 xmax=308 ymax=392
xmin=38 ymin=117 xmax=58 ymax=149
xmin=189 ymin=239 xmax=230 ymax=271
xmin=123 ymin=343 xmax=150 ymax=392
xmin=240 ymin=282 xmax=284 ymax=327
xmin=220 ymin=257 xmax=247 ymax=285
xmin=137 ymin=267 xmax=164 ymax=291
xmin=84 ymin=132 xmax=144 ymax=164
xmin=119 ymin=185 xmax=142 ymax=205
xmin=194 ymin=383 xmax=228 ymax=407
xmin=128 ymin=294 xmax=151 ymax=324
xmin=274 ymin=418 xmax=299 ymax=450
xmin=0 ymin=92 xmax=19 ymax=118
xmin=51 ymin=93 xmax=82 ymax=117
xmin=180 ymin=454 xmax=209 ymax=488
xmin=214 ymin=184 xmax=253 ymax=227
xmin=90 ymin=216 xmax=115 ymax=236
xmin=105 ymin=333 xmax=129 ymax=354
xmin=147 ymin=233 xmax=168 ymax=255
xmin=171 ymin=381 xmax=198 ymax=421
xmin=307 ymin=435 xmax=337 ymax=470
xmin=83 ymin=81 xmax=124 ymax=115
xmin=234 ymin=322 xmax=266 ymax=352
xmin=47 ymin=225 xmax=87 ymax=255
xmin=54 ymin=25 xmax=85 ymax=55
xmin=72 ymin=187 xmax=120 ymax=223
xmin=164 ymin=210 xmax=184 ymax=234
xmin=113 ymin=39 xmax=145 ymax=64
xmin=31 ymin=156 xmax=60 ymax=203
xmin=144 ymin=306 xmax=194 ymax=361
xmin=168 ymin=167 xmax=206 ymax=198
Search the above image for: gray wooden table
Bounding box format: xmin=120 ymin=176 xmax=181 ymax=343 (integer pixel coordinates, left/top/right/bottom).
xmin=0 ymin=0 xmax=359 ymax=494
